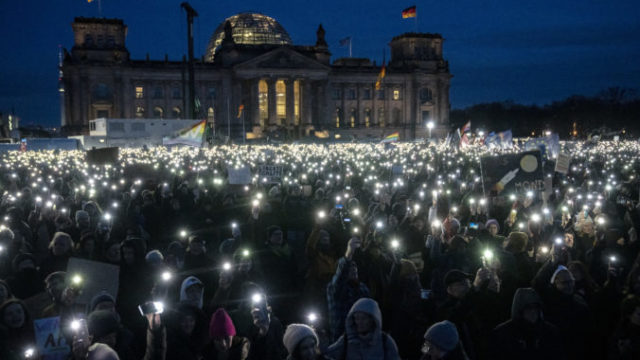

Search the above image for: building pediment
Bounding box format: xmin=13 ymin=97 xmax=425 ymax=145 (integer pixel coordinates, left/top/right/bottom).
xmin=234 ymin=47 xmax=330 ymax=72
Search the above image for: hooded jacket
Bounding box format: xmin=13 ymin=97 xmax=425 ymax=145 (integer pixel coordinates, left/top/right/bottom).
xmin=325 ymin=298 xmax=400 ymax=360
xmin=180 ymin=276 xmax=204 ymax=309
xmin=490 ymin=288 xmax=565 ymax=360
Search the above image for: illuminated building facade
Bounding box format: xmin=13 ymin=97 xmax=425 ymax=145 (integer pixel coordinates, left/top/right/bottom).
xmin=62 ymin=13 xmax=451 ymax=140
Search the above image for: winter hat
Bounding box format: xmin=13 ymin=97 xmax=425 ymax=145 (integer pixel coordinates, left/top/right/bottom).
xmin=75 ymin=210 xmax=90 ymax=223
xmin=485 ymin=219 xmax=500 ymax=232
xmin=88 ymin=310 xmax=120 ymax=339
xmin=424 ymin=320 xmax=459 ymax=352
xmin=398 ymin=259 xmax=418 ymax=279
xmin=12 ymin=253 xmax=36 ymax=272
xmin=209 ymin=308 xmax=236 ymax=338
xmin=444 ymin=269 xmax=473 ymax=287
xmin=550 ymin=265 xmax=570 ymax=284
xmin=283 ymin=324 xmax=318 ymax=355
xmin=89 ymin=291 xmax=116 ymax=313
xmin=145 ymin=250 xmax=164 ymax=264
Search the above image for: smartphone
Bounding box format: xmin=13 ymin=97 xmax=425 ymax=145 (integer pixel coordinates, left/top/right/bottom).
xmin=138 ymin=301 xmax=164 ymax=316
xmin=71 ymin=318 xmax=89 ymax=339
xmin=344 ymin=218 xmax=351 ymax=223
xmin=469 ymin=222 xmax=478 ymax=229
xmin=420 ymin=289 xmax=432 ymax=300
xmin=335 ymin=204 xmax=344 ymax=210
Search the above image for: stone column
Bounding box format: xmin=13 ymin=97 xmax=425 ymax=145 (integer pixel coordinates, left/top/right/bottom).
xmin=268 ymin=78 xmax=277 ymax=126
xmin=250 ymin=79 xmax=260 ymax=127
xmin=303 ymin=80 xmax=312 ymax=126
xmin=286 ymin=78 xmax=295 ymax=128
xmin=356 ymin=84 xmax=362 ymax=127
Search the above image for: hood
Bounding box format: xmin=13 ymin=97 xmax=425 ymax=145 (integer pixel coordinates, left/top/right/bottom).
xmin=345 ymin=298 xmax=382 ymax=341
xmin=180 ymin=276 xmax=204 ymax=309
xmin=511 ymin=287 xmax=542 ymax=320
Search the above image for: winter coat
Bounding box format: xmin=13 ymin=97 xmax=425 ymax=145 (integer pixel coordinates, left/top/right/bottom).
xmin=490 ymin=288 xmax=566 ymax=360
xmin=202 ymin=336 xmax=250 ymax=360
xmin=326 ymin=257 xmax=370 ymax=341
xmin=325 ymin=298 xmax=400 ymax=360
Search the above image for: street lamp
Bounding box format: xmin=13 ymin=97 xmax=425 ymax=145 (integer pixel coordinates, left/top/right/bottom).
xmin=427 ymin=121 xmax=434 ymax=138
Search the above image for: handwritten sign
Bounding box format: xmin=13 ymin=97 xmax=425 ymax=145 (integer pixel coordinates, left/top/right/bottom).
xmin=258 ymin=165 xmax=283 ymax=184
xmin=481 ymin=150 xmax=545 ymax=196
xmin=34 ymin=316 xmax=70 ymax=359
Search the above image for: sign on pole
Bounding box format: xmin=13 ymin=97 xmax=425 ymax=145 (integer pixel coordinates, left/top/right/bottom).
xmin=480 ymin=150 xmax=545 ymax=196
xmin=33 ymin=316 xmax=70 ymax=360
xmin=258 ymin=165 xmax=283 ymax=184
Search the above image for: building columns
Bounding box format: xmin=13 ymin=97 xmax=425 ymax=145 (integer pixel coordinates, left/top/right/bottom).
xmin=302 ymin=80 xmax=312 ymax=125
xmin=286 ymin=78 xmax=295 ymax=127
xmin=250 ymin=79 xmax=260 ymax=127
xmin=267 ymin=78 xmax=277 ymax=126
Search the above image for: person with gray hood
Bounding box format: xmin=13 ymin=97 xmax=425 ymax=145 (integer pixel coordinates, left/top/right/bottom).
xmin=490 ymin=287 xmax=566 ymax=360
xmin=324 ymin=298 xmax=399 ymax=360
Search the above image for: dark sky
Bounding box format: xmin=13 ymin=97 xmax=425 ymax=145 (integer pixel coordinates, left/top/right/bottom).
xmin=1 ymin=0 xmax=638 ymax=127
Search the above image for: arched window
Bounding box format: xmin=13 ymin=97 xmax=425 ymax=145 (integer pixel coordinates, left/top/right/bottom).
xmin=153 ymin=106 xmax=164 ymax=119
xmin=207 ymin=107 xmax=215 ymax=123
xmin=364 ymin=108 xmax=371 ymax=128
xmin=335 ymin=107 xmax=343 ymax=128
xmin=172 ymin=106 xmax=181 ymax=118
xmin=135 ymin=106 xmax=145 ymax=118
xmin=350 ymin=108 xmax=357 ymax=128
xmin=259 ymin=80 xmax=268 ymax=127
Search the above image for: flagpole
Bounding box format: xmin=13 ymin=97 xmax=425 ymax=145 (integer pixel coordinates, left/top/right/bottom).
xmin=98 ymin=0 xmax=102 ymax=17
xmin=349 ymin=39 xmax=352 ymax=58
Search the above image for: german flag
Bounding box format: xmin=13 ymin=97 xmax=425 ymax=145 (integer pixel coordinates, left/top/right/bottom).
xmin=375 ymin=62 xmax=386 ymax=90
xmin=402 ymin=5 xmax=417 ymax=19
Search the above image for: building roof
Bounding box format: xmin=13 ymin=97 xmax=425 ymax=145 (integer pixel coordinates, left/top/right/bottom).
xmin=205 ymin=12 xmax=292 ymax=62
xmin=391 ymin=32 xmax=443 ymax=41
xmin=73 ymin=17 xmax=125 ymax=25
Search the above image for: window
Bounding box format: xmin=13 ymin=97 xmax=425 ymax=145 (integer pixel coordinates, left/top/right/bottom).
xmin=131 ymin=123 xmax=146 ymax=132
xmin=135 ymin=106 xmax=145 ymax=118
xmin=207 ymin=87 xmax=216 ymax=99
xmin=335 ymin=107 xmax=343 ymax=128
xmin=377 ymin=108 xmax=385 ymax=127
xmin=172 ymin=87 xmax=182 ymax=99
xmin=422 ymin=110 xmax=431 ymax=123
xmin=90 ymin=122 xmax=96 ymax=131
xmin=259 ymin=80 xmax=268 ymax=126
xmin=420 ymin=88 xmax=433 ymax=102
xmin=393 ymin=108 xmax=402 ymax=126
xmin=171 ymin=106 xmax=181 ymax=118
xmin=153 ymin=87 xmax=164 ymax=99
xmin=135 ymin=86 xmax=144 ymax=99
xmin=207 ymin=107 xmax=215 ymax=124
xmin=93 ymin=83 xmax=112 ymax=101
xmin=276 ymin=80 xmax=286 ymax=124
xmin=393 ymin=89 xmax=402 ymax=100
xmin=294 ymin=80 xmax=300 ymax=126
xmin=84 ymin=34 xmax=94 ymax=47
xmin=332 ymin=88 xmax=342 ymax=100
xmin=153 ymin=106 xmax=164 ymax=118
xmin=365 ymin=108 xmax=371 ymax=128
xmin=109 ymin=122 xmax=125 ymax=132
xmin=106 ymin=35 xmax=115 ymax=48
xmin=346 ymin=89 xmax=356 ymax=100
xmin=350 ymin=108 xmax=357 ymax=128
xmin=376 ymin=89 xmax=385 ymax=100
xmin=362 ymin=89 xmax=371 ymax=100
xmin=96 ymin=35 xmax=104 ymax=47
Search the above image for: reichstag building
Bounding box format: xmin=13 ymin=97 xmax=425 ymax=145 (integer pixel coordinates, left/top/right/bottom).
xmin=61 ymin=12 xmax=451 ymax=140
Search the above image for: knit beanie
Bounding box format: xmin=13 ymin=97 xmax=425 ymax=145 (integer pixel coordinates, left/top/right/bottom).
xmin=485 ymin=219 xmax=500 ymax=231
xmin=283 ymin=323 xmax=318 ymax=355
xmin=89 ymin=291 xmax=116 ymax=313
xmin=209 ymin=308 xmax=236 ymax=338
xmin=424 ymin=320 xmax=459 ymax=352
xmin=145 ymin=250 xmax=164 ymax=264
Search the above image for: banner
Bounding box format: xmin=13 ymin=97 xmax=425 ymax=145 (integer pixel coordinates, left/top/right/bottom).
xmin=480 ymin=150 xmax=545 ymax=196
xmin=163 ymin=120 xmax=206 ymax=147
xmin=33 ymin=317 xmax=70 ymax=360
xmin=227 ymin=166 xmax=252 ymax=185
xmin=66 ymin=258 xmax=119 ymax=306
xmin=258 ymin=165 xmax=283 ymax=184
xmin=554 ymin=153 xmax=571 ymax=174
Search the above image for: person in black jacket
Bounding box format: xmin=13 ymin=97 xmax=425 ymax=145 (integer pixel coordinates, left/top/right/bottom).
xmin=490 ymin=287 xmax=566 ymax=360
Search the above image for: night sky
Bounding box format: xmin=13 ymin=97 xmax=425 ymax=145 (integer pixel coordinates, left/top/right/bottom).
xmin=1 ymin=0 xmax=638 ymax=127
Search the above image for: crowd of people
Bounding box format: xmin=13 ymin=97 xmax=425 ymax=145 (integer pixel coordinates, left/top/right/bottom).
xmin=0 ymin=140 xmax=639 ymax=360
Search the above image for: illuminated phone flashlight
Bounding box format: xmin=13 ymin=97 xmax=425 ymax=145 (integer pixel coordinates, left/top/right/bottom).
xmin=251 ymin=293 xmax=263 ymax=304
xmin=0 ymin=245 xmax=4 ymax=253
xmin=161 ymin=271 xmax=172 ymax=282
xmin=179 ymin=229 xmax=188 ymax=238
xmin=242 ymin=249 xmax=251 ymax=258
xmin=469 ymin=198 xmax=476 ymax=205
xmin=24 ymin=347 xmax=35 ymax=359
xmin=609 ymin=255 xmax=617 ymax=263
xmin=352 ymin=208 xmax=361 ymax=216
xmin=153 ymin=301 xmax=165 ymax=314
xmin=483 ymin=249 xmax=494 ymax=261
xmin=70 ymin=319 xmax=81 ymax=332
xmin=222 ymin=262 xmax=232 ymax=271
xmin=414 ymin=203 xmax=421 ymax=212
xmin=256 ymin=193 xmax=263 ymax=200
xmin=231 ymin=222 xmax=238 ymax=229
xmin=45 ymin=201 xmax=53 ymax=208
xmin=376 ymin=220 xmax=384 ymax=229
xmin=112 ymin=202 xmax=119 ymax=208
xmin=597 ymin=217 xmax=606 ymax=225
xmin=542 ymin=208 xmax=550 ymax=215
xmin=509 ymin=194 xmax=516 ymax=201
xmin=71 ymin=274 xmax=83 ymax=286
xmin=540 ymin=246 xmax=549 ymax=254
xmin=35 ymin=196 xmax=42 ymax=203
xmin=103 ymin=213 xmax=112 ymax=221
xmin=307 ymin=312 xmax=318 ymax=323
xmin=526 ymin=191 xmax=534 ymax=198
xmin=518 ymin=222 xmax=524 ymax=229
xmin=61 ymin=208 xmax=67 ymax=214
xmin=317 ymin=210 xmax=326 ymax=219
xmin=252 ymin=199 xmax=260 ymax=207
xmin=530 ymin=213 xmax=541 ymax=222
xmin=390 ymin=239 xmax=400 ymax=250
xmin=561 ymin=206 xmax=568 ymax=212
xmin=554 ymin=237 xmax=563 ymax=245
xmin=479 ymin=198 xmax=487 ymax=206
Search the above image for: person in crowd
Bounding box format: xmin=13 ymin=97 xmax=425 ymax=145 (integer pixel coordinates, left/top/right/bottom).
xmin=608 ymin=294 xmax=640 ymax=359
xmin=421 ymin=320 xmax=469 ymax=360
xmin=7 ymin=252 xmax=43 ymax=299
xmin=283 ymin=323 xmax=330 ymax=360
xmin=39 ymin=231 xmax=73 ymax=277
xmin=165 ymin=303 xmax=209 ymax=360
xmin=325 ymin=297 xmax=399 ymax=360
xmin=0 ymin=299 xmax=35 ymax=359
xmin=203 ymin=308 xmax=250 ymax=360
xmin=0 ymin=279 xmax=13 ymax=304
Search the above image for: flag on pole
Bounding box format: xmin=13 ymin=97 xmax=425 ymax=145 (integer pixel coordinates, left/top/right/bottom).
xmin=460 ymin=121 xmax=471 ymax=134
xmin=339 ymin=37 xmax=351 ymax=47
xmin=402 ymin=5 xmax=417 ymax=18
xmin=381 ymin=132 xmax=399 ymax=143
xmin=237 ymin=104 xmax=244 ymax=118
xmin=375 ymin=62 xmax=386 ymax=90
xmin=87 ymin=0 xmax=93 ymax=2
xmin=163 ymin=120 xmax=206 ymax=147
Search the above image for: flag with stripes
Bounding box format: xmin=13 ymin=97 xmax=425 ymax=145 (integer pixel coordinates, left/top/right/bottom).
xmin=402 ymin=5 xmax=417 ymax=18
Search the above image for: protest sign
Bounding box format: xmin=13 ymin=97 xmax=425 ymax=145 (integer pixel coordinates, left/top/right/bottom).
xmin=258 ymin=165 xmax=283 ymax=184
xmin=481 ymin=150 xmax=545 ymax=196
xmin=66 ymin=258 xmax=119 ymax=306
xmin=33 ymin=316 xmax=70 ymax=360
xmin=227 ymin=166 xmax=252 ymax=185
xmin=555 ymin=153 xmax=571 ymax=174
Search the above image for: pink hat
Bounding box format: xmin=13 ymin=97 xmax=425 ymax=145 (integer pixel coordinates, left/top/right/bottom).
xmin=209 ymin=308 xmax=236 ymax=338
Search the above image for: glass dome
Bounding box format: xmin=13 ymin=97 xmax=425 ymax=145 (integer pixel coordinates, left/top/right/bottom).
xmin=205 ymin=12 xmax=292 ymax=62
